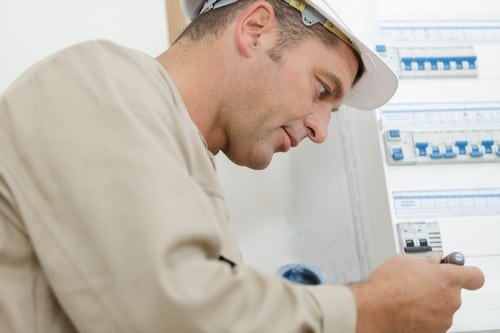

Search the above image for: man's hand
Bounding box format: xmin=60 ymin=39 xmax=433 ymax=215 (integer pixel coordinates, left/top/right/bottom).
xmin=349 ymin=253 xmax=485 ymax=333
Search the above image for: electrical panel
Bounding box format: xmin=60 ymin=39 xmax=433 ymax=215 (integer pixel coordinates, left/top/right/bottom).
xmin=348 ymin=1 xmax=500 ymax=331
xmin=381 ymin=103 xmax=500 ymax=165
xmin=376 ymin=45 xmax=478 ymax=78
xmin=397 ymin=221 xmax=442 ymax=255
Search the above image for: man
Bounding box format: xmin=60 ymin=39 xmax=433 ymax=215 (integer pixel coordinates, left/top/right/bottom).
xmin=0 ymin=0 xmax=484 ymax=332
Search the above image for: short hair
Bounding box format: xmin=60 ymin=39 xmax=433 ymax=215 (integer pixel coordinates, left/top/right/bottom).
xmin=176 ymin=0 xmax=363 ymax=84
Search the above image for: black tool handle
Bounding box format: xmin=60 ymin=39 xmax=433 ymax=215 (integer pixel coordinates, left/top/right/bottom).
xmin=440 ymin=251 xmax=465 ymax=266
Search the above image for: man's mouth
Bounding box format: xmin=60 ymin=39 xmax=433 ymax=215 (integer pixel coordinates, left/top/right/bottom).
xmin=283 ymin=127 xmax=298 ymax=147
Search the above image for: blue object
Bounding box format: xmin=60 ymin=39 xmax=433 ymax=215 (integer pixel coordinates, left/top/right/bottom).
xmin=481 ymin=140 xmax=494 ymax=154
xmin=455 ymin=141 xmax=468 ymax=155
xmin=388 ymin=129 xmax=401 ymax=138
xmin=465 ymin=56 xmax=477 ymax=69
xmin=444 ymin=146 xmax=457 ymax=159
xmin=401 ymin=58 xmax=412 ymax=71
xmin=375 ymin=44 xmax=387 ymax=53
xmin=415 ymin=57 xmax=425 ymax=70
xmin=277 ymin=264 xmax=325 ymax=285
xmin=442 ymin=57 xmax=451 ymax=70
xmin=429 ymin=59 xmax=438 ymax=70
xmin=392 ymin=147 xmax=404 ymax=161
xmin=430 ymin=146 xmax=443 ymax=159
xmin=470 ymin=145 xmax=483 ymax=158
xmin=415 ymin=142 xmax=428 ymax=156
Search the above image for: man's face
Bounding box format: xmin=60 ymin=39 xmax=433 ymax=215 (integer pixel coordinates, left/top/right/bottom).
xmin=221 ymin=36 xmax=359 ymax=170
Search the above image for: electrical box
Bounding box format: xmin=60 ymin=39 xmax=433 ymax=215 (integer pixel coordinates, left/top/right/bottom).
xmin=347 ymin=1 xmax=500 ymax=331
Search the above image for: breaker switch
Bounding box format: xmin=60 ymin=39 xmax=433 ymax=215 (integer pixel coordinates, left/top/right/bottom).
xmin=470 ymin=145 xmax=484 ymax=158
xmin=455 ymin=141 xmax=468 ymax=155
xmin=482 ymin=140 xmax=494 ymax=154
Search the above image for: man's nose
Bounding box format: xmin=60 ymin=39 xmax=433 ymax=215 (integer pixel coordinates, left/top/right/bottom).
xmin=304 ymin=106 xmax=331 ymax=143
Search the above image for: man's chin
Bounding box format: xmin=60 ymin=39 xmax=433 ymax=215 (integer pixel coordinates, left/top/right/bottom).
xmin=241 ymin=158 xmax=272 ymax=170
xmin=224 ymin=152 xmax=272 ymax=170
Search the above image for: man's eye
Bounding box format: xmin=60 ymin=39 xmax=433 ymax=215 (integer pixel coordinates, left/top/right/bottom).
xmin=318 ymin=82 xmax=330 ymax=98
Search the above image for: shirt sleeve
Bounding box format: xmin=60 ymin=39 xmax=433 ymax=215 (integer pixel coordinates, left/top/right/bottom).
xmin=0 ymin=40 xmax=357 ymax=333
xmin=307 ymin=285 xmax=357 ymax=333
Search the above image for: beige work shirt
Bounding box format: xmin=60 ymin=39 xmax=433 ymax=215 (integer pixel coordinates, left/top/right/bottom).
xmin=0 ymin=40 xmax=356 ymax=332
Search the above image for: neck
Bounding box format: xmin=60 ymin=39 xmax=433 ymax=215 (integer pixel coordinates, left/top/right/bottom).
xmin=156 ymin=39 xmax=229 ymax=155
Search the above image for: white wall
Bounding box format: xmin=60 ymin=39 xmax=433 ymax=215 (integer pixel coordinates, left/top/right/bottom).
xmin=0 ymin=0 xmax=167 ymax=93
xmin=215 ymin=111 xmax=363 ymax=283
xmin=216 ymin=153 xmax=299 ymax=273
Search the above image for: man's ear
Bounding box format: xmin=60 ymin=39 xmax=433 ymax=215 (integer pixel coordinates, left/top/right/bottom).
xmin=235 ymin=1 xmax=276 ymax=57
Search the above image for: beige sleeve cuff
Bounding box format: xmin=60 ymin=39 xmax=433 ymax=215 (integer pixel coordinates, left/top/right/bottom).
xmin=305 ymin=285 xmax=357 ymax=333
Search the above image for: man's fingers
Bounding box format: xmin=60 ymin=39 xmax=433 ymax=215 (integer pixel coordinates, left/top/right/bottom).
xmin=426 ymin=252 xmax=484 ymax=290
xmin=461 ymin=266 xmax=485 ymax=290
xmin=425 ymin=251 xmax=442 ymax=264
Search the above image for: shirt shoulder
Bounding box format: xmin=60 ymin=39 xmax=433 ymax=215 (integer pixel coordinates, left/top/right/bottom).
xmin=1 ymin=39 xmax=212 ymax=184
xmin=3 ymin=39 xmax=169 ymax=101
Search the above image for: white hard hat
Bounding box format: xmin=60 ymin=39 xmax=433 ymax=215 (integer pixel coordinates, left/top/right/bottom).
xmin=181 ymin=0 xmax=398 ymax=110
